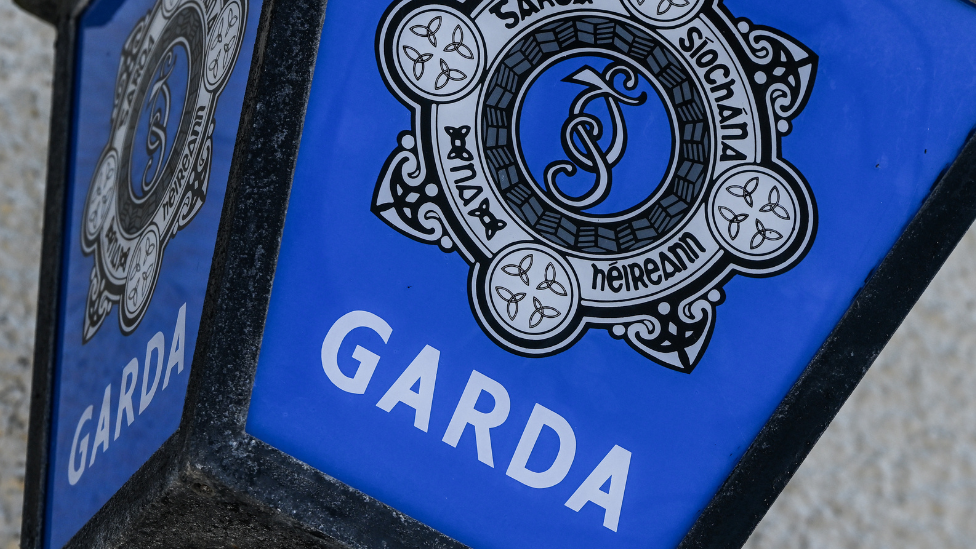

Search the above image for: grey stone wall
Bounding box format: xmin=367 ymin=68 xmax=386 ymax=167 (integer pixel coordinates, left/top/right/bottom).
xmin=0 ymin=1 xmax=975 ymax=547
xmin=745 ymin=228 xmax=976 ymax=549
xmin=0 ymin=1 xmax=53 ymax=547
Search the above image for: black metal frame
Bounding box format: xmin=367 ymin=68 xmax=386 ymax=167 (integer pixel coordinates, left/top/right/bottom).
xmin=16 ymin=0 xmax=976 ymax=547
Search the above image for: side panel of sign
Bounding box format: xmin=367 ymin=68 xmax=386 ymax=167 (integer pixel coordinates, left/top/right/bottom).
xmin=44 ymin=0 xmax=260 ymax=546
xmin=248 ymin=1 xmax=976 ymax=548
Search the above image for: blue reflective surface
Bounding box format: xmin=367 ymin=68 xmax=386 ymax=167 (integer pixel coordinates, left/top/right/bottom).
xmin=44 ymin=0 xmax=260 ymax=545
xmin=248 ymin=0 xmax=976 ymax=548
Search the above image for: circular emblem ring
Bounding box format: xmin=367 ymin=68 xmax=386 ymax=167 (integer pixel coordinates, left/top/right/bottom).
xmin=481 ymin=15 xmax=712 ymax=256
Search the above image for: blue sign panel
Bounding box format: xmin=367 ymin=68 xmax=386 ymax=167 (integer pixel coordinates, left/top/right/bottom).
xmin=248 ymin=0 xmax=976 ymax=547
xmin=45 ymin=0 xmax=259 ymax=545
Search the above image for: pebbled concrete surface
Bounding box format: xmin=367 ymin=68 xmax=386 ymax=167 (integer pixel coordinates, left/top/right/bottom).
xmin=1 ymin=1 xmax=976 ymax=548
xmin=745 ymin=228 xmax=976 ymax=549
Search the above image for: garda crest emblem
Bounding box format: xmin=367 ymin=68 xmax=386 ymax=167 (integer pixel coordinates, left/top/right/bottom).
xmin=81 ymin=0 xmax=247 ymax=342
xmin=374 ymin=0 xmax=817 ymax=372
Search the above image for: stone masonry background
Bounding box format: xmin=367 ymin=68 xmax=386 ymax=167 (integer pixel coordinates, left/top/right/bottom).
xmin=2 ymin=1 xmax=976 ymax=547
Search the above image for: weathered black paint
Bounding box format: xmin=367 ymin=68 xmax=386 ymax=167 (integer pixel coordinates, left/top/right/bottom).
xmin=21 ymin=9 xmax=75 ymax=549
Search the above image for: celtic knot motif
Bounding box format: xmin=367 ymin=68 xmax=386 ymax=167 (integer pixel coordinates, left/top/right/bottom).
xmin=86 ymin=155 xmax=116 ymax=235
xmin=718 ymin=206 xmax=749 ymax=240
xmin=536 ymin=263 xmax=567 ymax=296
xmin=410 ymin=16 xmax=441 ymax=47
xmin=402 ymin=46 xmax=433 ymax=81
xmin=636 ymin=0 xmax=691 ymax=15
xmin=713 ymin=170 xmax=799 ymax=257
xmin=502 ymin=253 xmax=533 ymax=286
xmin=207 ymin=4 xmax=240 ymax=81
xmin=529 ymin=297 xmax=561 ymax=328
xmin=443 ymin=25 xmax=473 ymax=60
xmin=726 ymin=176 xmax=759 ymax=207
xmin=750 ymin=218 xmax=784 ymax=250
xmin=393 ymin=9 xmax=480 ymax=98
xmin=435 ymin=58 xmax=467 ymax=90
xmin=495 ymin=286 xmax=526 ymax=321
xmin=737 ymin=16 xmax=818 ymax=134
xmin=485 ymin=245 xmax=575 ymax=337
xmin=445 ymin=125 xmax=473 ymax=161
xmin=759 ymin=186 xmax=791 ymax=220
xmin=127 ymin=240 xmax=157 ymax=303
xmin=468 ymin=198 xmax=507 ymax=240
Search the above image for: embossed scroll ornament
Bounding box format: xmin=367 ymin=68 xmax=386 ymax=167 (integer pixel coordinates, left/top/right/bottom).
xmin=374 ymin=0 xmax=817 ymax=371
xmin=81 ymin=0 xmax=247 ymax=342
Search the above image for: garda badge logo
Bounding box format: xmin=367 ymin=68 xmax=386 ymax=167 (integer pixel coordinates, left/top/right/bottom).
xmin=81 ymin=0 xmax=247 ymax=342
xmin=374 ymin=0 xmax=817 ymax=372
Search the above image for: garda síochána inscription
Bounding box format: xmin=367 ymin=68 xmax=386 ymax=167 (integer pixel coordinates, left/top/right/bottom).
xmin=374 ymin=0 xmax=817 ymax=371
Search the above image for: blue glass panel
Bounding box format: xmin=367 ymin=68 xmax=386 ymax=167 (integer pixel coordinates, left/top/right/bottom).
xmin=44 ymin=0 xmax=261 ymax=545
xmin=248 ymin=1 xmax=976 ymax=548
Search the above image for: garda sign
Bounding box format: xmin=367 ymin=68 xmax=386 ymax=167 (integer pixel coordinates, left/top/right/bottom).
xmin=19 ymin=0 xmax=976 ymax=547
xmin=21 ymin=0 xmax=258 ymax=546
